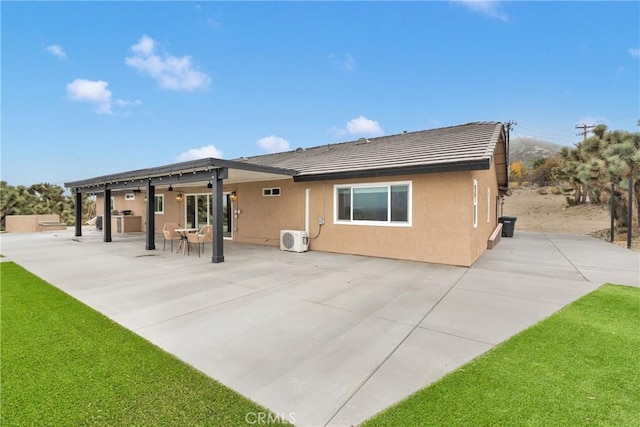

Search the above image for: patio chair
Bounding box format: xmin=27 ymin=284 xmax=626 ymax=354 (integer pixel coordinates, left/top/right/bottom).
xmin=187 ymin=225 xmax=213 ymax=257
xmin=162 ymin=222 xmax=181 ymax=253
xmin=200 ymin=224 xmax=213 ymax=253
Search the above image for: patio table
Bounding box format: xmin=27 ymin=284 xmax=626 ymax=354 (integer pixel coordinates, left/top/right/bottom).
xmin=174 ymin=228 xmax=198 ymax=254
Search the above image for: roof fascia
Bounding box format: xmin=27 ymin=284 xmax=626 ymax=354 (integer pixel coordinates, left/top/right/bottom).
xmin=293 ymin=159 xmax=490 ymax=182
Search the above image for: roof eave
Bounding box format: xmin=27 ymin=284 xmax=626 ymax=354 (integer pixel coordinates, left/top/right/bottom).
xmin=293 ymin=159 xmax=491 ymax=182
xmin=65 ymin=158 xmax=297 ymax=190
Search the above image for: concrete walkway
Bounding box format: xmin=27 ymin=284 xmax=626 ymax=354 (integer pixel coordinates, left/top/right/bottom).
xmin=1 ymin=229 xmax=637 ymax=426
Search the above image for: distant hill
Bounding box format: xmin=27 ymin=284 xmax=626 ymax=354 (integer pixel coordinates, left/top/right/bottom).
xmin=509 ymin=137 xmax=564 ymax=166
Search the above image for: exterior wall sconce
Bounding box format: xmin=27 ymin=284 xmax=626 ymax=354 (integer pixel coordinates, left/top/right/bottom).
xmin=176 ymin=193 xmax=183 ymax=202
xmin=230 ymin=191 xmax=237 ymax=202
xmin=207 ymin=182 xmax=213 ymax=189
xmin=168 ymin=185 xmax=174 ymax=192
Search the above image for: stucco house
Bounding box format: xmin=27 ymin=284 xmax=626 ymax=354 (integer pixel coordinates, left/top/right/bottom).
xmin=65 ymin=121 xmax=509 ymax=267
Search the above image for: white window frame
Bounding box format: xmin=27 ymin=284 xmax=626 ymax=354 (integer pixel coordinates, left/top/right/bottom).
xmin=487 ymin=188 xmax=491 ymax=223
xmin=262 ymin=187 xmax=281 ymax=197
xmin=110 ymin=196 xmax=115 ymax=211
xmin=473 ymin=179 xmax=478 ymax=229
xmin=154 ymin=194 xmax=164 ymax=214
xmin=333 ymin=181 xmax=412 ymax=227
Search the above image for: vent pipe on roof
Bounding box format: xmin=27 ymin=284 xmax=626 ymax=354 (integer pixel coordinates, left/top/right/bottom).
xmin=355 ymin=137 xmax=369 ymax=145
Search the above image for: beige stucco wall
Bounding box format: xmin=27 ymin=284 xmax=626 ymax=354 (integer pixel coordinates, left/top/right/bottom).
xmin=306 ymin=173 xmax=475 ymax=266
xmin=469 ymin=162 xmax=501 ymax=265
xmin=96 ymin=190 xmax=184 ymax=233
xmin=5 ymin=214 xmax=64 ymax=233
xmin=231 ymin=172 xmax=488 ymax=266
xmin=94 ymin=168 xmax=500 ymax=266
xmin=232 ymin=180 xmax=306 ymax=245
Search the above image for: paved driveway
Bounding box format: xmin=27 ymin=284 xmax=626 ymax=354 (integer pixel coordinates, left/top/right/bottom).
xmin=1 ymin=229 xmax=637 ymax=426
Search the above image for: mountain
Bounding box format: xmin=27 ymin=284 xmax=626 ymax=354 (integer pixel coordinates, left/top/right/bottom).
xmin=509 ymin=136 xmax=564 ymax=166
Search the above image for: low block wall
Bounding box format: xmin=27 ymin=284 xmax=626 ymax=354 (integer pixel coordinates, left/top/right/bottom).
xmin=487 ymin=223 xmax=503 ymax=249
xmin=5 ymin=215 xmax=67 ymax=233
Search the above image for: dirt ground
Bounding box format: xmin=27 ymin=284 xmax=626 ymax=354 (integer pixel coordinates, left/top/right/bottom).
xmin=502 ymin=187 xmax=639 ymax=251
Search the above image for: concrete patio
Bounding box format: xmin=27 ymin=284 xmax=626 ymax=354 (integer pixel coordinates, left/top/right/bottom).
xmin=1 ymin=229 xmax=638 ymax=426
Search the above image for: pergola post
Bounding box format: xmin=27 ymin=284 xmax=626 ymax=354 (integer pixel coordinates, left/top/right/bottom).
xmin=146 ymin=180 xmax=155 ymax=250
xmin=104 ymin=186 xmax=112 ymax=242
xmin=74 ymin=189 xmax=82 ymax=237
xmin=211 ymin=168 xmax=228 ymax=263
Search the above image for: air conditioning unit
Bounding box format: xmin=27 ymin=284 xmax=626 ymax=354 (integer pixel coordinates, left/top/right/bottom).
xmin=280 ymin=230 xmax=309 ymax=253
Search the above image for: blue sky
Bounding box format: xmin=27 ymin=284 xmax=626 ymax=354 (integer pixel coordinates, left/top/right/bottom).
xmin=2 ymin=1 xmax=639 ymax=186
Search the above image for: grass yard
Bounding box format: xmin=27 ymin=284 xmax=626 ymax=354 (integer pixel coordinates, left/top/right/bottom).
xmin=0 ymin=261 xmax=288 ymax=426
xmin=363 ymin=284 xmax=640 ymax=426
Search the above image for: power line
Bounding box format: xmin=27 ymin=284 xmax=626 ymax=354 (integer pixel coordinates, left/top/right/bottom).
xmin=575 ymin=123 xmax=596 ymax=142
xmin=514 ymin=124 xmax=575 ymax=138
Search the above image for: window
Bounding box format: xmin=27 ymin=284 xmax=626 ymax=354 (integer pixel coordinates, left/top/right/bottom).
xmin=262 ymin=187 xmax=281 ymax=197
xmin=334 ymin=181 xmax=411 ymax=226
xmin=487 ymin=188 xmax=491 ymax=223
xmin=125 ymin=193 xmax=135 ymax=201
xmin=154 ymin=195 xmax=164 ymax=214
xmin=110 ymin=197 xmax=115 ymax=211
xmin=473 ymin=180 xmax=478 ymax=228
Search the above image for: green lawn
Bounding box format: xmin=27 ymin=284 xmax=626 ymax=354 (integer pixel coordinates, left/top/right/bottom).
xmin=1 ymin=262 xmax=288 ymax=426
xmin=363 ymin=284 xmax=640 ymax=426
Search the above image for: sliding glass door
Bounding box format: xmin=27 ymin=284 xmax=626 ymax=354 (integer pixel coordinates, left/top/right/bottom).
xmin=185 ymin=193 xmax=232 ymax=239
xmin=222 ymin=195 xmax=232 ymax=239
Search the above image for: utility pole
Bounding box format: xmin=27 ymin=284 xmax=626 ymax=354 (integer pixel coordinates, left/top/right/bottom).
xmin=575 ymin=123 xmax=596 ymax=142
xmin=504 ymin=120 xmax=517 ymax=167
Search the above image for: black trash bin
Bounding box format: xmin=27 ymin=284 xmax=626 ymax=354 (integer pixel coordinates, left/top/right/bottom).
xmin=499 ymin=216 xmax=517 ymax=237
xmin=96 ymin=215 xmax=103 ymax=230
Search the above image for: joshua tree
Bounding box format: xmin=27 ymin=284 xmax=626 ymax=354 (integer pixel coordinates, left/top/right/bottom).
xmin=604 ymin=130 xmax=640 ymax=230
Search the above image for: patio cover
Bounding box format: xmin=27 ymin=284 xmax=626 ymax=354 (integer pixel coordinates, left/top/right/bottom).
xmin=64 ymin=158 xmax=296 ymax=263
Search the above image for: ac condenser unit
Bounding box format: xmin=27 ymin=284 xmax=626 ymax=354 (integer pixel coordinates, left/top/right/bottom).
xmin=280 ymin=230 xmax=309 ymax=253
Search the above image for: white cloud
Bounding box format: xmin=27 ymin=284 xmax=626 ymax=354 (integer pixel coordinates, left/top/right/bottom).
xmin=346 ymin=116 xmax=384 ymax=136
xmin=66 ymin=79 xmax=113 ymax=114
xmin=329 ymin=53 xmax=356 ymax=72
xmin=113 ymin=99 xmax=143 ymax=108
xmin=329 ymin=116 xmax=385 ymax=139
xmin=452 ymin=1 xmax=509 ymax=22
xmin=629 ymin=48 xmax=640 ymax=58
xmin=257 ymin=135 xmax=290 ymax=153
xmin=125 ymin=35 xmax=211 ymax=91
xmin=176 ymin=145 xmax=224 ymax=162
xmin=66 ymin=78 xmax=141 ymax=115
xmin=46 ymin=44 xmax=67 ymax=59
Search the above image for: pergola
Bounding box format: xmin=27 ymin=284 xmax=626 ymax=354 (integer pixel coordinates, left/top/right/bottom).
xmin=65 ymin=158 xmax=296 ymax=263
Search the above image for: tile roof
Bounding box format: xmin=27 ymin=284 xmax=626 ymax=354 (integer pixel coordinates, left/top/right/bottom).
xmin=65 ymin=122 xmax=507 ymax=191
xmin=236 ymin=122 xmax=505 ymax=180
